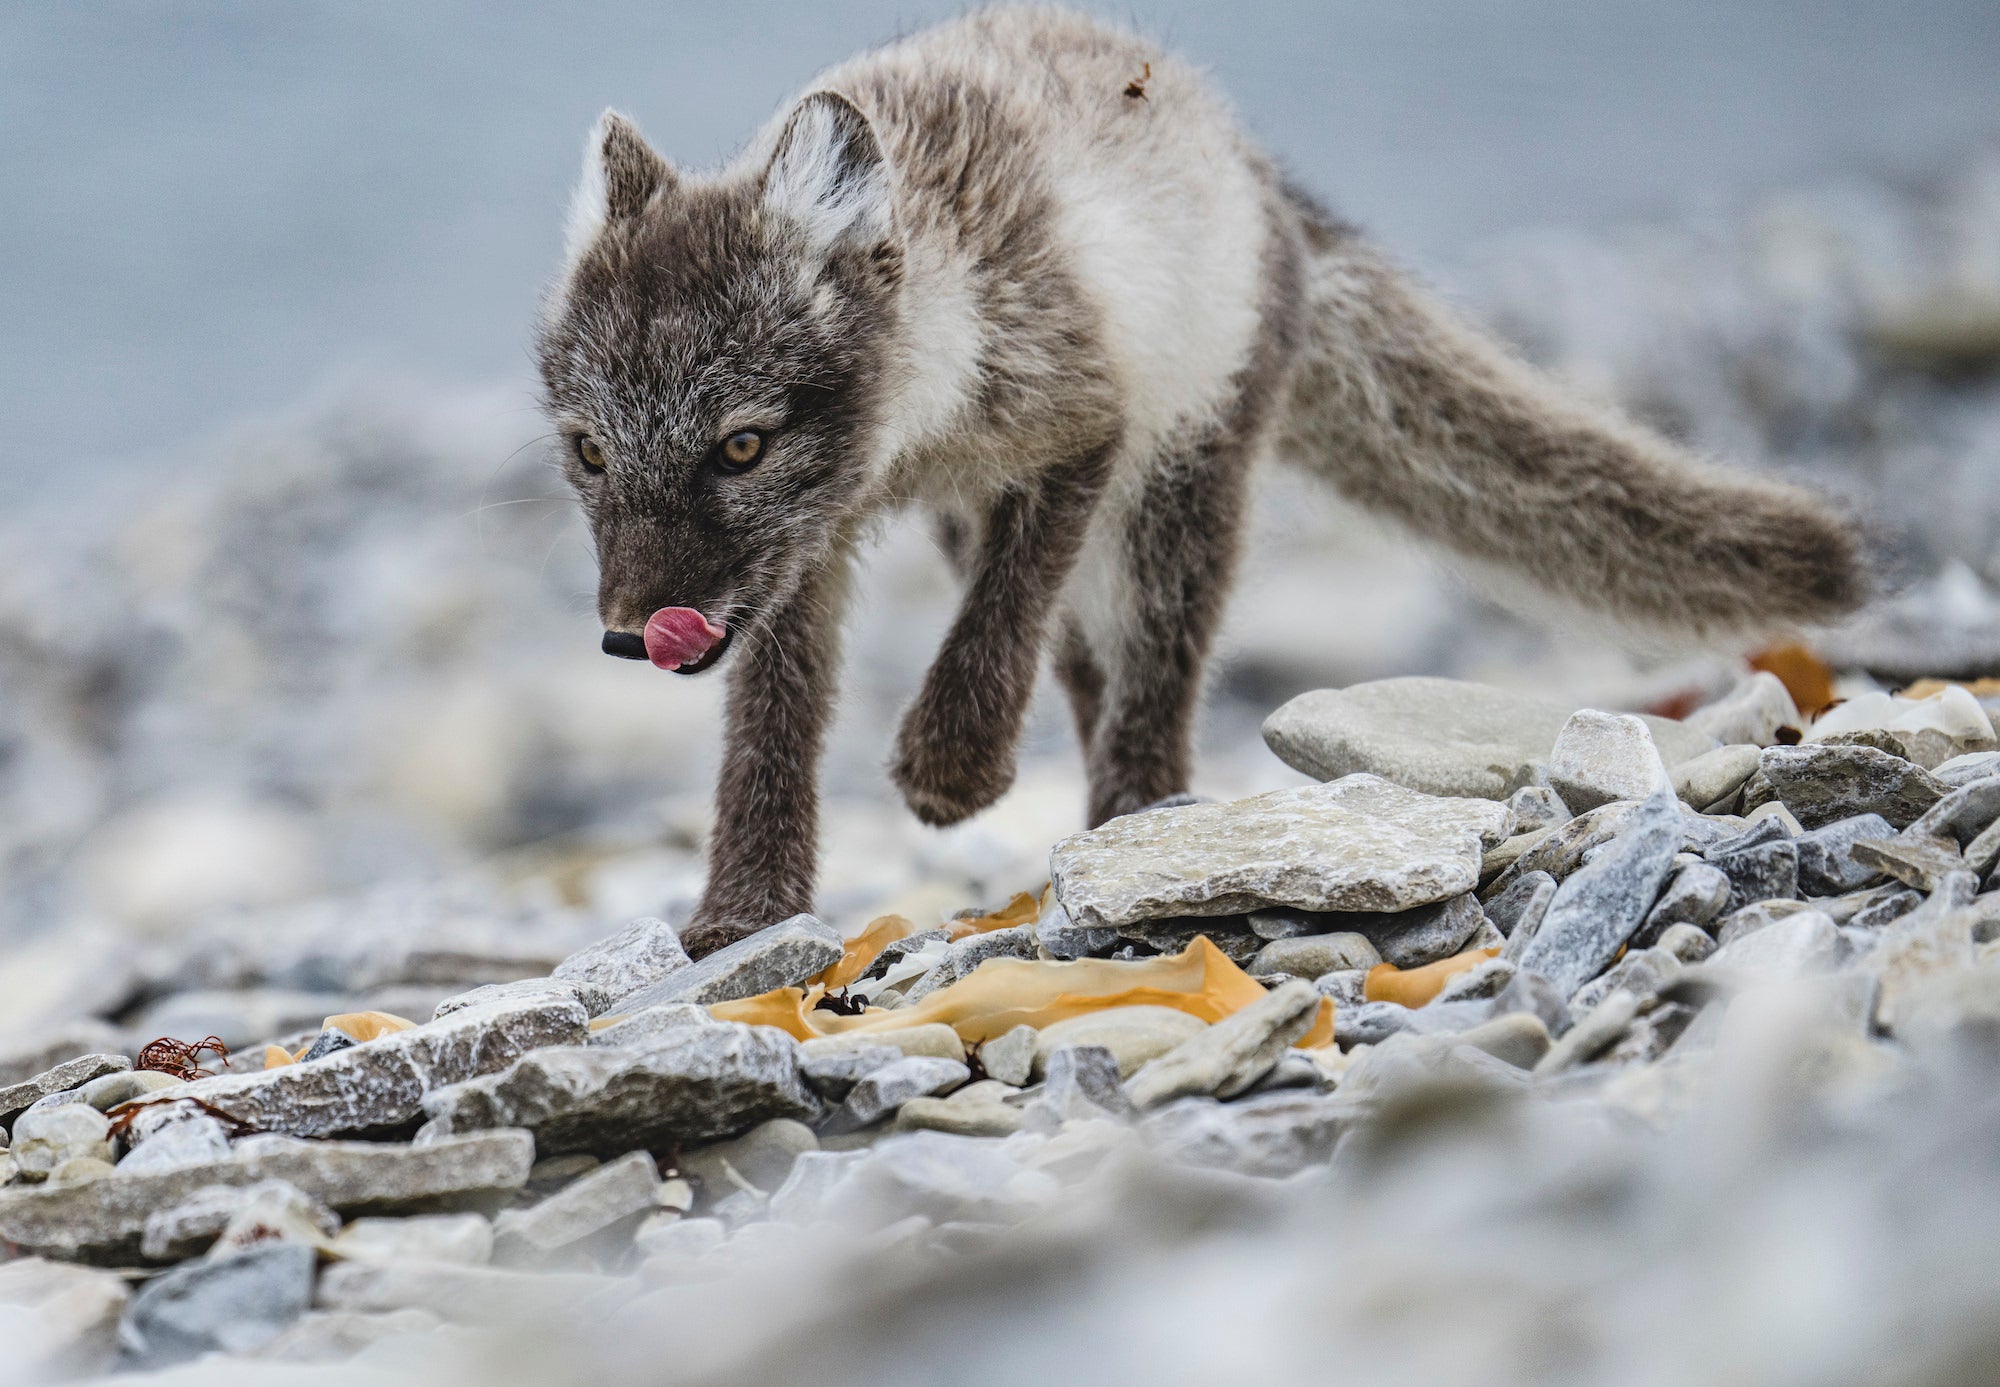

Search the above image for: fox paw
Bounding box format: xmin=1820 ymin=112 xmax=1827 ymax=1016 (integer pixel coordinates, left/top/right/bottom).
xmin=890 ymin=721 xmax=1017 ymax=827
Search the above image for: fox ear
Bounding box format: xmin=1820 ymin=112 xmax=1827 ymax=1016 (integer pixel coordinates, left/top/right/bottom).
xmin=762 ymin=92 xmax=892 ymax=252
xmin=565 ymin=110 xmax=673 ymax=259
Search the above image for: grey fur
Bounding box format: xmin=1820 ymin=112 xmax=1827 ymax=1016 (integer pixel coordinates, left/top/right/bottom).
xmin=534 ymin=7 xmax=1869 ymax=956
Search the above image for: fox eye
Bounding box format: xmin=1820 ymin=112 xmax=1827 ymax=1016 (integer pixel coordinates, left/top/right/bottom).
xmin=713 ymin=429 xmax=768 ymax=473
xmin=575 ymin=435 xmax=607 ymax=471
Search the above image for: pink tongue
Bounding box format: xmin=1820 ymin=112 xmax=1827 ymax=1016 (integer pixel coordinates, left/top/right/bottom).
xmin=643 ymin=607 xmax=726 ymax=670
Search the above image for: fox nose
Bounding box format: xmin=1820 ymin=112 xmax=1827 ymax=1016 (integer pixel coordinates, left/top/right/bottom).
xmin=601 ymin=630 xmax=647 ymax=660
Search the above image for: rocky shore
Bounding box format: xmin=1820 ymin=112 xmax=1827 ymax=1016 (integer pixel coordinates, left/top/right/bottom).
xmin=1 ymin=668 xmax=1998 ymax=1383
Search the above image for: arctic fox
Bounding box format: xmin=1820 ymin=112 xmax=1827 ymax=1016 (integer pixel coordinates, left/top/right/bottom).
xmin=535 ymin=7 xmax=1865 ymax=957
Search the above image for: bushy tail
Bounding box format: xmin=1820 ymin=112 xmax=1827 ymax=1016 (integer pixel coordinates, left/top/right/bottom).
xmin=1275 ymin=200 xmax=1868 ymax=640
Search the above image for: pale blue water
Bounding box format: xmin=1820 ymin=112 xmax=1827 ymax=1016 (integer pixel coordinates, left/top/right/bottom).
xmin=2 ymin=0 xmax=1997 ymax=504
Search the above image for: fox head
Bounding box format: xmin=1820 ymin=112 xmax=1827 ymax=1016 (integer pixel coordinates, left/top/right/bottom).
xmin=535 ymin=93 xmax=902 ymax=672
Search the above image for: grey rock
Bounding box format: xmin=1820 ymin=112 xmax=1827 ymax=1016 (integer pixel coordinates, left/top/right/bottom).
xmin=0 ymin=1258 xmax=130 ymax=1377
xmin=1505 ymin=785 xmax=1572 ymax=832
xmin=1795 ymin=814 xmax=1897 ymax=894
xmin=1851 ymin=835 xmax=1968 ymax=892
xmin=1454 ymin=1012 xmax=1553 ymax=1069
xmin=142 ymin=1181 xmax=338 ymax=1263
xmin=1334 ymin=1001 xmax=1413 ymax=1048
xmin=1399 ymin=1000 xmax=1507 ymax=1036
xmin=1488 ymin=970 xmax=1572 ymax=1038
xmin=314 ymin=1259 xmax=621 ymax=1326
xmin=1685 ymin=672 xmax=1802 ymax=747
xmin=493 ymin=1150 xmax=657 ymax=1265
xmin=1263 ymin=678 xmax=1712 ymax=799
xmin=975 ymin=1026 xmax=1037 ymax=1087
xmin=1030 ymin=1008 xmax=1208 ymax=1078
xmin=1570 ymin=947 xmax=1682 ymax=1014
xmin=1851 ymin=887 xmax=1925 ymax=930
xmin=1655 ymin=923 xmax=1717 ymax=964
xmin=1314 ymin=968 xmax=1370 ymax=1009
xmin=819 ymin=1132 xmax=1060 ymax=1230
xmin=422 ymin=1023 xmax=818 ymax=1155
xmin=1142 ymin=1091 xmax=1355 ymax=1178
xmin=1517 ymin=790 xmax=1683 ymax=996
xmin=1482 ymin=827 xmax=1557 ymax=884
xmin=117 ymin=1116 xmax=232 ymax=1175
xmin=1023 ymin=1045 xmax=1135 ymax=1129
xmin=1549 ymin=710 xmax=1672 ymax=813
xmin=1488 ymin=870 xmax=1558 ymax=941
xmin=1533 ymin=990 xmax=1641 ymax=1075
xmin=552 ymin=917 xmax=692 ymax=1015
xmin=122 ymin=1241 xmax=316 ymax=1363
xmin=12 ymin=1104 xmax=112 ymax=1177
xmin=1114 ymin=918 xmax=1262 ymax=965
xmin=297 ymin=1028 xmax=359 ymax=1063
xmin=1672 ymin=743 xmax=1763 ymax=810
xmin=608 ymin=915 xmax=843 ymax=1011
xmin=679 ymin=1118 xmax=817 ymax=1196
xmin=1493 ymin=800 xmax=1641 ymax=892
xmin=823 ymin=1056 xmax=969 ymax=1135
xmin=903 ymin=926 xmax=1039 ymax=1003
xmin=1244 ymin=1052 xmax=1322 ymax=1094
xmin=1249 ymin=931 xmax=1381 ymax=981
xmin=1034 ymin=893 xmax=1115 ymax=960
xmin=1903 ymin=775 xmax=2000 ymax=846
xmin=1966 ymin=817 xmax=2000 ymax=877
xmin=1126 ymin=982 xmax=1320 ymax=1109
xmin=147 ymin=996 xmax=588 ymax=1139
xmin=1706 ymin=910 xmax=1842 ymax=980
xmin=1 ymin=1132 xmax=532 ymax=1264
xmin=0 ymin=1055 xmax=129 ymax=1127
xmin=1758 ymin=744 xmax=1949 ymax=829
xmin=765 ymin=1150 xmax=868 ymax=1225
xmin=1247 ymin=907 xmax=1319 ymax=941
xmin=1433 ymin=957 xmax=1518 ymax=1003
xmin=431 ymin=978 xmax=583 ymax=1021
xmin=797 ymin=1039 xmax=905 ymax=1102
xmin=1601 ymin=1000 xmax=1701 ymax=1065
xmin=1709 ymin=838 xmax=1800 ymax=913
xmin=1932 ymin=751 xmax=2000 ymax=788
xmin=78 ymin=1071 xmax=180 ymax=1111
xmin=1635 ymin=862 xmax=1730 ymax=946
xmin=588 ymin=1003 xmax=721 ymax=1049
xmin=1050 ymin=775 xmax=1511 ymax=932
xmin=1715 ymin=898 xmax=1813 ymax=945
xmin=894 ymin=1094 xmax=1023 ymax=1138
xmin=1353 ymin=892 xmax=1486 ymax=969
xmin=1700 ymin=816 xmax=1790 ymax=859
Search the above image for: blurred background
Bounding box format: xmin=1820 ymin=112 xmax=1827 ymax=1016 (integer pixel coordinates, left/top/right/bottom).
xmin=1 ymin=0 xmax=1998 ymax=1008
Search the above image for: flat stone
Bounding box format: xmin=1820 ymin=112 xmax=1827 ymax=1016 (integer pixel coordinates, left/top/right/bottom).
xmin=587 ymin=1003 xmax=721 ymax=1049
xmin=1050 ymin=775 xmax=1511 ymax=932
xmin=822 ymin=1057 xmax=969 ymax=1135
xmin=142 ymin=997 xmax=587 ymax=1140
xmin=1113 ymin=918 xmax=1262 ymax=965
xmin=1249 ymin=931 xmax=1381 ymax=981
xmin=0 ymin=1055 xmax=130 ymax=1128
xmin=1932 ymin=751 xmax=2000 ymax=788
xmin=430 ymin=978 xmax=583 ymax=1021
xmin=1672 ymin=743 xmax=1763 ymax=810
xmin=894 ymin=1096 xmax=1022 ymax=1138
xmin=1030 ymin=1007 xmax=1209 ymax=1078
xmin=1795 ymin=814 xmax=1897 ymax=894
xmin=608 ymin=915 xmax=843 ymax=1011
xmin=1549 ymin=710 xmax=1671 ymax=814
xmin=1686 ymin=672 xmax=1801 ymax=747
xmin=0 ymin=1024 xmax=128 ymax=1089
xmin=80 ymin=1071 xmax=182 ymax=1112
xmin=1517 ymin=790 xmax=1683 ymax=996
xmin=1634 ymin=862 xmax=1730 ymax=946
xmin=420 ymin=1023 xmax=818 ymax=1156
xmin=1851 ymin=836 xmax=1969 ymax=892
xmin=1706 ymin=909 xmax=1842 ymax=980
xmin=1126 ymin=982 xmax=1320 ymax=1109
xmin=1757 ymin=744 xmax=1949 ymax=830
xmin=679 ymin=1118 xmax=817 ymax=1196
xmin=552 ymin=917 xmax=692 ymax=1015
xmin=0 ymin=1131 xmax=532 ymax=1264
xmin=1903 ymin=776 xmax=2000 ymax=846
xmin=121 ymin=1241 xmax=316 ymax=1364
xmin=0 ymin=1258 xmax=130 ymax=1377
xmin=493 ymin=1151 xmax=657 ymax=1265
xmin=975 ymin=1026 xmax=1037 ymax=1087
xmin=1263 ymin=677 xmax=1712 ymax=799
xmin=330 ymin=1214 xmax=493 ymax=1266
xmin=796 ymin=1039 xmax=904 ymax=1102
xmin=1709 ymin=838 xmax=1800 ymax=913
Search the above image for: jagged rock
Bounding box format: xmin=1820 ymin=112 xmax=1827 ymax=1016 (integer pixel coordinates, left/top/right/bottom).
xmin=1571 ymin=948 xmax=1682 ymax=1014
xmin=1491 ymin=800 xmax=1641 ymax=892
xmin=1852 ymin=888 xmax=1925 ymax=930
xmin=1549 ymin=710 xmax=1671 ymax=814
xmin=1333 ymin=1000 xmax=1413 ymax=1048
xmin=975 ymin=1026 xmax=1037 ymax=1087
xmin=1024 ymin=1045 xmax=1135 ymax=1129
xmin=1433 ymin=957 xmax=1517 ymax=1003
xmin=1517 ymin=790 xmax=1683 ymax=996
xmin=120 ymin=1241 xmax=317 ymax=1364
xmin=420 ymin=1023 xmax=819 ymax=1156
xmin=1795 ymin=815 xmax=1897 ymax=894
xmin=1034 ymin=893 xmax=1115 ymax=960
xmin=0 ymin=1055 xmax=129 ymax=1126
xmin=0 ymin=1258 xmax=131 ymax=1377
xmin=797 ymin=1039 xmax=904 ymax=1103
xmin=331 ymin=1214 xmax=494 ymax=1266
xmin=1904 ymin=776 xmax=2000 ymax=847
xmin=1030 ymin=1008 xmax=1209 ymax=1079
xmin=1126 ymin=982 xmax=1320 ymax=1109
xmin=1050 ymin=775 xmax=1511 ymax=932
xmin=1757 ymin=745 xmax=1949 ymax=830
xmin=1709 ymin=838 xmax=1800 ymax=913
xmin=140 ymin=996 xmax=587 ymax=1139
xmin=1672 ymin=744 xmax=1763 ymax=810
xmin=1249 ymin=931 xmax=1381 ymax=980
xmin=552 ymin=917 xmax=692 ymax=1016
xmin=1534 ymin=991 xmax=1641 ymax=1074
xmin=430 ymin=978 xmax=582 ymax=1020
xmin=903 ymin=926 xmax=1041 ymax=1002
xmin=0 ymin=1131 xmax=533 ymax=1264
xmin=587 ymin=1003 xmax=721 ymax=1049
xmin=1933 ymin=751 xmax=2000 ymax=788
xmin=607 ymin=915 xmax=843 ymax=1011
xmin=1634 ymin=862 xmax=1730 ymax=946
xmin=1491 ymin=872 xmax=1557 ymax=953
xmin=1686 ymin=672 xmax=1802 ymax=747
xmin=1350 ymin=892 xmax=1487 ymax=969
xmin=1852 ymin=835 xmax=1969 ymax=892
xmin=822 ymin=1057 xmax=969 ymax=1135
xmin=493 ymin=1151 xmax=658 ymax=1265
xmin=1262 ymin=678 xmax=1712 ymax=799
xmin=1506 ymin=785 xmax=1572 ymax=832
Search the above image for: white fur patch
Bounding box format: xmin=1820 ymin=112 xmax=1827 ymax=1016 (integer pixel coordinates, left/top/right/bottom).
xmin=562 ymin=110 xmax=617 ymax=266
xmin=762 ymin=96 xmax=892 ymax=252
